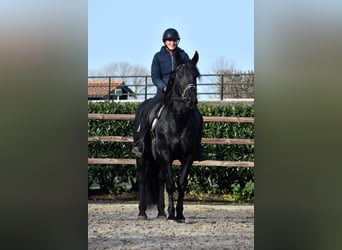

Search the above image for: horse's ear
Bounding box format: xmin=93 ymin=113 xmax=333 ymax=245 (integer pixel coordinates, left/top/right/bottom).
xmin=192 ymin=51 xmax=199 ymax=65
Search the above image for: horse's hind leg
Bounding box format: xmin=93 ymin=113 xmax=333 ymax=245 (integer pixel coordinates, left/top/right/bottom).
xmin=137 ymin=160 xmax=147 ymax=220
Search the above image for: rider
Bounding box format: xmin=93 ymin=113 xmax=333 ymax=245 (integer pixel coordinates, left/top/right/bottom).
xmin=132 ymin=28 xmax=207 ymax=161
xmin=151 ymin=28 xmax=189 ymax=96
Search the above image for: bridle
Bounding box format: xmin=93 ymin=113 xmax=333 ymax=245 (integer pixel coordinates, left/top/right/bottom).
xmin=171 ymin=82 xmax=197 ymax=103
xmin=170 ymin=64 xmax=198 ymax=103
xmin=182 ymin=84 xmax=196 ymax=97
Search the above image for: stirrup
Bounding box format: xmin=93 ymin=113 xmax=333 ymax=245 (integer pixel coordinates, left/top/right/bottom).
xmin=132 ymin=141 xmax=144 ymax=158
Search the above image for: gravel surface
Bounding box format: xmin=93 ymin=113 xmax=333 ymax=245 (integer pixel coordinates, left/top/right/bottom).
xmin=88 ymin=202 xmax=254 ymax=249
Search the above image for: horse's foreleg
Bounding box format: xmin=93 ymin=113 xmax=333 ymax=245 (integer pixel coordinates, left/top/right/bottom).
xmin=167 ymin=190 xmax=175 ymax=220
xmin=157 ymin=172 xmax=166 ymax=218
xmin=163 ymin=163 xmax=175 ymax=220
xmin=176 ymin=163 xmax=191 ymax=223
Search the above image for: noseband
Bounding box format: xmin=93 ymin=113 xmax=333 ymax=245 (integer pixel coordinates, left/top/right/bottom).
xmin=182 ymin=84 xmax=196 ymax=97
xmin=172 ymin=83 xmax=196 ymax=103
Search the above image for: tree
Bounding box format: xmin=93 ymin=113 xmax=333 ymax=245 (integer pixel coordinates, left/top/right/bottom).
xmin=213 ymin=57 xmax=254 ymax=99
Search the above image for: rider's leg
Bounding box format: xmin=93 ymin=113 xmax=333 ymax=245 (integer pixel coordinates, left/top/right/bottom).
xmin=132 ymin=122 xmax=147 ymax=158
xmin=132 ymin=94 xmax=164 ymax=158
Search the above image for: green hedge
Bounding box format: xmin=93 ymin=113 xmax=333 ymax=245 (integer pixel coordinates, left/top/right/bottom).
xmin=88 ymin=101 xmax=254 ymax=201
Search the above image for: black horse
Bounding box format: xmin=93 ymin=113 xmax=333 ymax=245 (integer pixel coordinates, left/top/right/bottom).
xmin=133 ymin=51 xmax=203 ymax=223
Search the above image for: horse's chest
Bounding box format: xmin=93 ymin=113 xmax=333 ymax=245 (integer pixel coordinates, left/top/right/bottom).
xmin=157 ymin=127 xmax=191 ymax=146
xmin=156 ymin=114 xmax=195 ymax=144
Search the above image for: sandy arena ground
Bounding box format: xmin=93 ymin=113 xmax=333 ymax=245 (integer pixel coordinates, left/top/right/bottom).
xmin=88 ymin=202 xmax=254 ymax=249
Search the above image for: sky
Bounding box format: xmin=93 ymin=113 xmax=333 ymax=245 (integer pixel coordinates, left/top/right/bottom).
xmin=88 ymin=0 xmax=254 ymax=74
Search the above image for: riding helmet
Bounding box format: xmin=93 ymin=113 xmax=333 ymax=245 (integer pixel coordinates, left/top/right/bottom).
xmin=162 ymin=28 xmax=180 ymax=42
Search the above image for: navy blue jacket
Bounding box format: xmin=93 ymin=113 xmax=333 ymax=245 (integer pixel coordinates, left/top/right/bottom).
xmin=151 ymin=46 xmax=189 ymax=94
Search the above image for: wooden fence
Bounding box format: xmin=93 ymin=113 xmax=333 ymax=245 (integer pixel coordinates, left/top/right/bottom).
xmin=88 ymin=114 xmax=254 ymax=167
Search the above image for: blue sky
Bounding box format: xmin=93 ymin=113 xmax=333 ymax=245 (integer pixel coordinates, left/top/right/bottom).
xmin=88 ymin=0 xmax=254 ymax=74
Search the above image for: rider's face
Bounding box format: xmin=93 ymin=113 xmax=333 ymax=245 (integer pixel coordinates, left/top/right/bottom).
xmin=165 ymin=39 xmax=179 ymax=51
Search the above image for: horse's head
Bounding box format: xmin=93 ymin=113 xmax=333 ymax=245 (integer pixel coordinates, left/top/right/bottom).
xmin=166 ymin=51 xmax=200 ymax=109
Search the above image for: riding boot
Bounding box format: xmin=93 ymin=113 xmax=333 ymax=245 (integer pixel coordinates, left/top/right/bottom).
xmin=132 ymin=140 xmax=145 ymax=158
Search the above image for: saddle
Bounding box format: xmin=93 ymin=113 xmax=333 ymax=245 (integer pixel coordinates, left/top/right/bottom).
xmin=148 ymin=102 xmax=165 ymax=131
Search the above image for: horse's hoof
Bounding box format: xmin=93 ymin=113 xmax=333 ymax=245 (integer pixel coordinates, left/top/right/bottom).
xmin=167 ymin=215 xmax=176 ymax=220
xmin=176 ymin=215 xmax=185 ymax=223
xmin=157 ymin=212 xmax=166 ymax=219
xmin=176 ymin=218 xmax=186 ymax=223
xmin=137 ymin=214 xmax=147 ymax=220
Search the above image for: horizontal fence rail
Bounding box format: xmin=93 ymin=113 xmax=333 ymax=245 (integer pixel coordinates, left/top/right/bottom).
xmin=88 ymin=136 xmax=254 ymax=145
xmin=88 ymin=158 xmax=254 ymax=168
xmin=88 ymin=73 xmax=254 ymax=101
xmin=88 ymin=113 xmax=254 ymax=167
xmin=88 ymin=113 xmax=254 ymax=123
